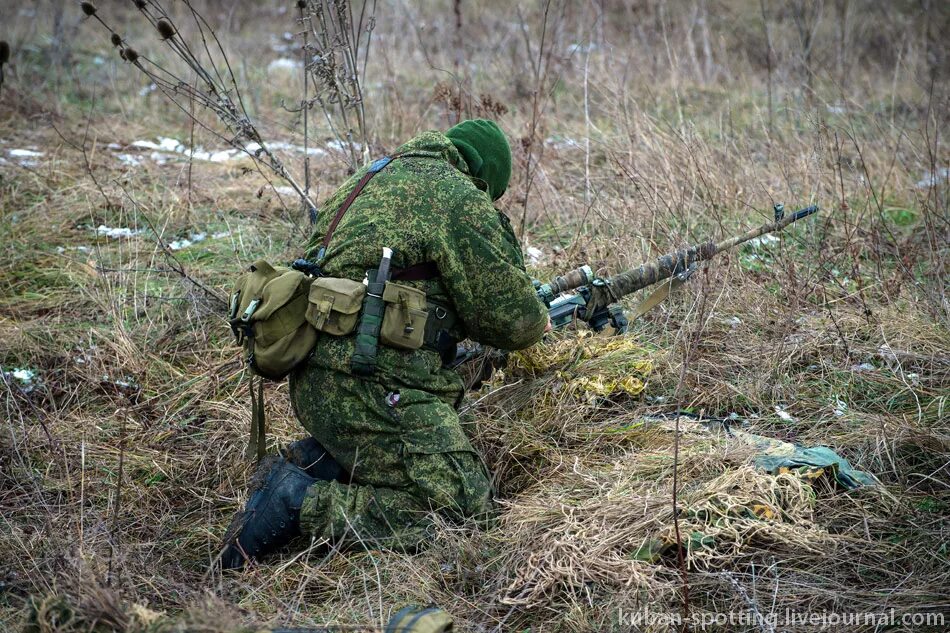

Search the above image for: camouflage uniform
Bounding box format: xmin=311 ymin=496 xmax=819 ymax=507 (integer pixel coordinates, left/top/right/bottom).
xmin=288 ymin=130 xmax=548 ymax=548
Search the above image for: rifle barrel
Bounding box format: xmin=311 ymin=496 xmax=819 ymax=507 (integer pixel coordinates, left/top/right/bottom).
xmin=709 ymin=204 xmax=818 ymax=256
xmin=601 ymin=204 xmax=819 ymax=300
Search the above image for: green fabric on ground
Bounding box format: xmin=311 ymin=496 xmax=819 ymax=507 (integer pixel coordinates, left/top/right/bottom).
xmin=736 ymin=431 xmax=878 ymax=489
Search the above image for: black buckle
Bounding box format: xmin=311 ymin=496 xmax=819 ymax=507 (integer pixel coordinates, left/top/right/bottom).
xmin=291 ymin=258 xmax=324 ymax=277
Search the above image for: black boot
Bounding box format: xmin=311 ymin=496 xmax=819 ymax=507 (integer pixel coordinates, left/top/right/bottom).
xmin=220 ymin=456 xmax=316 ymax=570
xmin=282 ymin=436 xmax=347 ymax=482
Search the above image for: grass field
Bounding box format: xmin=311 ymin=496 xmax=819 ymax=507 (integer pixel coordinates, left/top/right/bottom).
xmin=1 ymin=1 xmax=948 ymax=631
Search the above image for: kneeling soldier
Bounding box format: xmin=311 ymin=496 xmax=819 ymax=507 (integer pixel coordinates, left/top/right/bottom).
xmin=222 ymin=119 xmax=548 ymax=568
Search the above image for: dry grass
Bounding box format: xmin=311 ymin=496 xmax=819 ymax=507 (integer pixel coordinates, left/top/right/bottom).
xmin=2 ymin=1 xmax=948 ymax=631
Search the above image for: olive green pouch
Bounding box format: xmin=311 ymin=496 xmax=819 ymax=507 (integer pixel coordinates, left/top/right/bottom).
xmin=229 ymin=260 xmax=317 ymax=380
xmin=229 ymin=260 xmax=318 ymax=461
xmin=306 ymin=277 xmax=366 ymax=336
xmin=380 ymin=282 xmax=428 ymax=350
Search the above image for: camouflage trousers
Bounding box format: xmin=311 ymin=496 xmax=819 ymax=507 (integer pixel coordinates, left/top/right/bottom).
xmin=288 ymin=363 xmax=492 ymax=550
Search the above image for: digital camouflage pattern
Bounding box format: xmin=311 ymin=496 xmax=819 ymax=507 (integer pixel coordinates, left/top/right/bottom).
xmin=289 ymin=130 xmax=548 ymax=547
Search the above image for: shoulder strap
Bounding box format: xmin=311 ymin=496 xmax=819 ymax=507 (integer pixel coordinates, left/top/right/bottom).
xmin=314 ymin=151 xmax=447 ymax=261
xmin=315 ymin=155 xmax=396 ymax=261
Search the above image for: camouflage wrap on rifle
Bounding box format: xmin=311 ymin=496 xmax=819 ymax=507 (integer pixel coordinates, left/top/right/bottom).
xmin=587 ymin=241 xmax=717 ymax=314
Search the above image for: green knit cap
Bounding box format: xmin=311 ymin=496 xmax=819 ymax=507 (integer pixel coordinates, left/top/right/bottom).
xmin=445 ymin=119 xmax=512 ymax=201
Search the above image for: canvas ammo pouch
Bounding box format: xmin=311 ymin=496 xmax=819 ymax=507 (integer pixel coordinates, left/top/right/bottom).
xmin=380 ymin=281 xmax=428 ymax=350
xmin=306 ymin=276 xmax=366 ymax=336
xmin=229 ymin=259 xmax=317 ymax=379
xmin=229 ymin=259 xmax=318 ymax=460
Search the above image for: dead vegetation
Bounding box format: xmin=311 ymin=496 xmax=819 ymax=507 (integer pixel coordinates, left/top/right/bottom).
xmin=1 ymin=1 xmax=948 ymax=631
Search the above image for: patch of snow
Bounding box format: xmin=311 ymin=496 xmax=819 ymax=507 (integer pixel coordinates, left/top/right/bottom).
xmin=851 ymin=362 xmax=876 ymax=372
xmin=833 ymin=397 xmax=848 ymax=417
xmin=101 ymin=374 xmax=137 ymax=390
xmin=526 ymin=246 xmax=544 ymax=266
xmin=12 ymin=368 xmax=35 ymax=382
xmin=826 ymin=103 xmax=847 ymax=115
xmin=325 ymin=139 xmax=362 ymax=153
xmin=188 ymin=148 xmax=239 ymax=163
xmin=544 ymin=136 xmax=580 ymax=151
xmin=274 ymin=186 xmax=297 ymax=196
xmin=167 ymin=238 xmax=192 ymax=250
xmin=159 ymin=137 xmax=184 ymax=152
xmin=93 ymin=56 xmax=106 ymax=66
xmin=267 ymin=58 xmax=302 ymax=73
xmin=168 ymin=230 xmax=231 ymax=250
xmin=116 ymin=153 xmax=143 ymax=166
xmin=5 ymin=368 xmax=38 ymax=393
xmin=566 ymin=43 xmax=597 ymax=54
xmin=915 ymin=167 xmax=949 ymax=189
xmin=773 ymin=405 xmax=796 ymax=422
xmin=57 ymin=245 xmax=92 ymax=254
xmin=9 ymin=148 xmax=44 ymax=159
xmin=169 ymin=232 xmax=207 ymax=251
xmin=268 ymin=141 xmax=328 ymax=157
xmin=206 ymin=149 xmax=239 ymax=162
xmin=118 ymin=137 xmax=327 ymax=166
xmin=723 ymin=316 xmax=742 ymax=328
xmin=748 ymin=234 xmax=780 ymax=248
xmin=131 ymin=137 xmax=184 ymax=152
xmin=96 ymin=225 xmax=142 ymax=239
xmin=130 ymin=139 xmax=162 ymax=151
xmin=139 ymin=83 xmax=157 ymax=97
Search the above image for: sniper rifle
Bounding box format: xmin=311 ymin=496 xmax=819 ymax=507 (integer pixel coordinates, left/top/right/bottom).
xmin=453 ymin=203 xmax=819 ymax=367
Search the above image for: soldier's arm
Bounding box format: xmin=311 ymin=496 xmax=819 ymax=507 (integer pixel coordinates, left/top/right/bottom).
xmin=434 ymin=190 xmax=548 ymax=351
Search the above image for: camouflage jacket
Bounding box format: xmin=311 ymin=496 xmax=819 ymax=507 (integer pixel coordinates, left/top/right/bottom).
xmin=297 ymin=130 xmax=548 ymax=402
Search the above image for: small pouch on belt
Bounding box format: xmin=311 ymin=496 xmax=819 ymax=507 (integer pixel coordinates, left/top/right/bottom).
xmin=380 ymin=282 xmax=428 ymax=350
xmin=306 ymin=277 xmax=366 ymax=336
